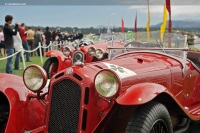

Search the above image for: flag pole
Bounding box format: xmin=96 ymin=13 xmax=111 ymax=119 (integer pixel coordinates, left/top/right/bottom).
xmin=146 ymin=0 xmax=150 ymax=41
xmin=134 ymin=11 xmax=137 ymax=40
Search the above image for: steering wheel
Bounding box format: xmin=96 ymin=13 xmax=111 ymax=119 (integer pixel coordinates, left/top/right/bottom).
xmin=124 ymin=41 xmax=146 ymax=52
xmin=79 ymin=41 xmax=89 ymax=47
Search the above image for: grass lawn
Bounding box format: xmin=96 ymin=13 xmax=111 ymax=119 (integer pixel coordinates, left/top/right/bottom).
xmin=189 ymin=46 xmax=200 ymax=51
xmin=0 ymin=55 xmax=48 ymax=77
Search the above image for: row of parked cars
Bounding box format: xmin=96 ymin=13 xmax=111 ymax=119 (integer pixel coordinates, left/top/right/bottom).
xmin=0 ymin=33 xmax=200 ymax=133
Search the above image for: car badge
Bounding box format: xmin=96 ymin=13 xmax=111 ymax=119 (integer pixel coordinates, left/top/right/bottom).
xmin=66 ymin=68 xmax=73 ymax=74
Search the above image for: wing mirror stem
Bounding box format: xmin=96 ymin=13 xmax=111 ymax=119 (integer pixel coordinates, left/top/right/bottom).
xmin=108 ymin=35 xmax=115 ymax=60
xmin=182 ymin=35 xmax=188 ymax=78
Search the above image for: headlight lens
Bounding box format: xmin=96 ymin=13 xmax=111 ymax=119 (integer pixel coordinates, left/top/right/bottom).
xmin=63 ymin=47 xmax=70 ymax=56
xmin=23 ymin=65 xmax=47 ymax=92
xmin=72 ymin=41 xmax=78 ymax=47
xmin=96 ymin=49 xmax=104 ymax=59
xmin=95 ymin=70 xmax=119 ymax=98
xmin=88 ymin=47 xmax=96 ymax=56
xmin=75 ymin=53 xmax=83 ymax=61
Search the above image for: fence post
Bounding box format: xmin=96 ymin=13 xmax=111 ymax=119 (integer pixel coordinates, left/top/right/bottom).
xmin=39 ymin=42 xmax=43 ymax=64
xmin=51 ymin=41 xmax=53 ymax=50
xmin=20 ymin=48 xmax=26 ymax=69
xmin=49 ymin=41 xmax=52 ymax=51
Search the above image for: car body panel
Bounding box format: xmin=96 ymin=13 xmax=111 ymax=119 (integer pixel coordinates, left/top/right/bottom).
xmin=116 ymin=83 xmax=167 ymax=105
xmin=0 ymin=74 xmax=46 ymax=133
xmin=45 ymin=50 xmax=72 ymax=72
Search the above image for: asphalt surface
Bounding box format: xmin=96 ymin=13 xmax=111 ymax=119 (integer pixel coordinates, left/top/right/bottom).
xmin=184 ymin=121 xmax=200 ymax=133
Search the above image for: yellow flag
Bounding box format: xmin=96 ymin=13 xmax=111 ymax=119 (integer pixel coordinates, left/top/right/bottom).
xmin=160 ymin=5 xmax=168 ymax=42
xmin=146 ymin=1 xmax=150 ymax=40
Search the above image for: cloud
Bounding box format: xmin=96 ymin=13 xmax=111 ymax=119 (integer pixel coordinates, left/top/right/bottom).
xmin=111 ymin=12 xmax=117 ymax=16
xmin=129 ymin=5 xmax=200 ymax=17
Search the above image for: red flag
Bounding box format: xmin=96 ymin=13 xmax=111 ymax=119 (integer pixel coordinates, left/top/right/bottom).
xmin=166 ymin=0 xmax=171 ymax=16
xmin=122 ymin=18 xmax=124 ymax=33
xmin=166 ymin=0 xmax=172 ymax=47
xmin=166 ymin=0 xmax=172 ymax=32
xmin=134 ymin=12 xmax=137 ymax=33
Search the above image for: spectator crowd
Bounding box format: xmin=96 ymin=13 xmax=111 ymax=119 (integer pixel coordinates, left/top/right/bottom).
xmin=0 ymin=15 xmax=83 ymax=74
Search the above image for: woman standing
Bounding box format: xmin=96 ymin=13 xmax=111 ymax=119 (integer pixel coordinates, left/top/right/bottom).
xmin=13 ymin=26 xmax=22 ymax=70
xmin=0 ymin=28 xmax=5 ymax=57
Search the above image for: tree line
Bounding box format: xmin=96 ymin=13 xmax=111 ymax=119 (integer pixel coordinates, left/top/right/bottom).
xmin=1 ymin=25 xmax=200 ymax=35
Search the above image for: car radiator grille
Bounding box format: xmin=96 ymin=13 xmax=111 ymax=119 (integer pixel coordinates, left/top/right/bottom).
xmin=48 ymin=79 xmax=81 ymax=133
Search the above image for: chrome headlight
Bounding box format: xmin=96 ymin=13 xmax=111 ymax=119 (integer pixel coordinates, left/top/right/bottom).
xmin=23 ymin=65 xmax=47 ymax=93
xmin=63 ymin=47 xmax=70 ymax=56
xmin=75 ymin=52 xmax=83 ymax=61
xmin=72 ymin=51 xmax=84 ymax=66
xmin=96 ymin=48 xmax=104 ymax=59
xmin=95 ymin=70 xmax=119 ymax=98
xmin=72 ymin=40 xmax=78 ymax=47
xmin=88 ymin=47 xmax=96 ymax=56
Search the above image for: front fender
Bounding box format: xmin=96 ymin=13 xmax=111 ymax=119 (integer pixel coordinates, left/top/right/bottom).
xmin=0 ymin=74 xmax=45 ymax=133
xmin=45 ymin=50 xmax=73 ymax=71
xmin=45 ymin=50 xmax=66 ymax=62
xmin=116 ymin=83 xmax=166 ymax=105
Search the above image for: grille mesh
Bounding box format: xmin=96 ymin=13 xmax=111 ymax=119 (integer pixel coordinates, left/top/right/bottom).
xmin=48 ymin=79 xmax=81 ymax=133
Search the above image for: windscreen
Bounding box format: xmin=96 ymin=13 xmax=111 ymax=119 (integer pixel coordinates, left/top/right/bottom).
xmin=110 ymin=31 xmax=188 ymax=58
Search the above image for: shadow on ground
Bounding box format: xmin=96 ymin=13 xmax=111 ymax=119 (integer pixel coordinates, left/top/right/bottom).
xmin=184 ymin=121 xmax=200 ymax=133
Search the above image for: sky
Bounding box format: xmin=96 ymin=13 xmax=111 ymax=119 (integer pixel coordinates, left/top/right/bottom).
xmin=0 ymin=0 xmax=200 ymax=28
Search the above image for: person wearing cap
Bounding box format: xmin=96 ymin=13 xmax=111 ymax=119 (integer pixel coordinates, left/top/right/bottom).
xmin=3 ymin=15 xmax=18 ymax=74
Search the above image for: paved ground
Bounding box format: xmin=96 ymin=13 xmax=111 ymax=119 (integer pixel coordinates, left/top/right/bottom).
xmin=184 ymin=121 xmax=200 ymax=133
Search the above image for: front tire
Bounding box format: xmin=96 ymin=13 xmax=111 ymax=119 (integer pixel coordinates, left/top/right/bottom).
xmin=0 ymin=105 xmax=9 ymax=133
xmin=43 ymin=57 xmax=59 ymax=78
xmin=125 ymin=102 xmax=173 ymax=133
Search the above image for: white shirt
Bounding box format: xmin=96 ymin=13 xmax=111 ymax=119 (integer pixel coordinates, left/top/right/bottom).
xmin=13 ymin=31 xmax=23 ymax=51
xmin=0 ymin=32 xmax=4 ymax=43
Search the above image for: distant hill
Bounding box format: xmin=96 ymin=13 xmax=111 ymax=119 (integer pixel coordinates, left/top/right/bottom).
xmin=153 ymin=20 xmax=200 ymax=28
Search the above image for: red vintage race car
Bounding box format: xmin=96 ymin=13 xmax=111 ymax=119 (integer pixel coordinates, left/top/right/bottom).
xmin=43 ymin=41 xmax=124 ymax=78
xmin=1 ymin=38 xmax=200 ymax=133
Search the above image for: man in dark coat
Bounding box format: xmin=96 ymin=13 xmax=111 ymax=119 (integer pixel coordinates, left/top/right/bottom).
xmin=44 ymin=26 xmax=52 ymax=52
xmin=3 ymin=15 xmax=18 ymax=74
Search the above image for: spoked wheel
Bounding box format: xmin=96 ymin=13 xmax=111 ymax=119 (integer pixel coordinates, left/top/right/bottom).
xmin=125 ymin=102 xmax=173 ymax=133
xmin=0 ymin=105 xmax=9 ymax=133
xmin=43 ymin=57 xmax=59 ymax=78
xmin=151 ymin=119 xmax=168 ymax=133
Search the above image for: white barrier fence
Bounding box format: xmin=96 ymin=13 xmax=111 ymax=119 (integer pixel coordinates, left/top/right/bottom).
xmin=0 ymin=41 xmax=66 ymax=70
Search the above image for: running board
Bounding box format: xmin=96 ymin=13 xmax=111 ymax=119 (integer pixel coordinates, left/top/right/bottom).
xmin=174 ymin=119 xmax=191 ymax=133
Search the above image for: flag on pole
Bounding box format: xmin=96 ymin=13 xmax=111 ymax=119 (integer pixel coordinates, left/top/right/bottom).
xmin=134 ymin=12 xmax=137 ymax=40
xmin=122 ymin=18 xmax=124 ymax=33
xmin=166 ymin=0 xmax=171 ymax=16
xmin=146 ymin=0 xmax=150 ymax=40
xmin=166 ymin=0 xmax=172 ymax=32
xmin=166 ymin=0 xmax=172 ymax=47
xmin=160 ymin=5 xmax=168 ymax=42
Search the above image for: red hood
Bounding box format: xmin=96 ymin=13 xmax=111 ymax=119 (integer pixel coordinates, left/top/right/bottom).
xmin=84 ymin=52 xmax=174 ymax=87
xmin=86 ymin=52 xmax=169 ymax=74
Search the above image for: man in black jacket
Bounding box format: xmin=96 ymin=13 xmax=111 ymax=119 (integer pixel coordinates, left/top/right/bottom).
xmin=44 ymin=26 xmax=52 ymax=52
xmin=3 ymin=15 xmax=18 ymax=74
